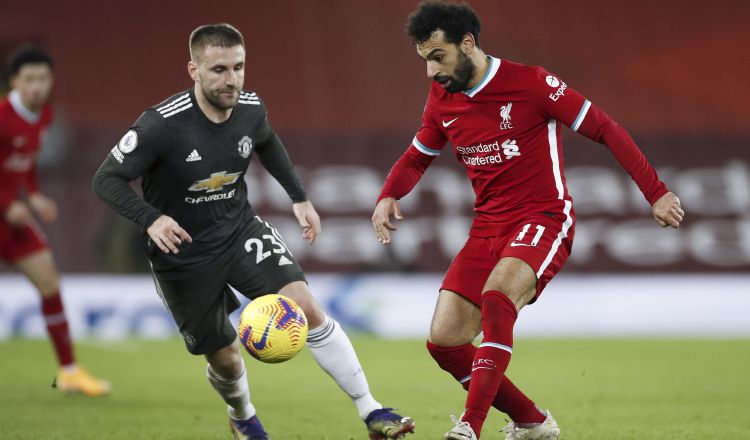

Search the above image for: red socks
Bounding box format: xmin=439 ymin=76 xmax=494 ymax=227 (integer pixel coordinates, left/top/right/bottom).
xmin=426 ymin=340 xmax=545 ymax=424
xmin=458 ymin=290 xmax=516 ymax=437
xmin=426 ymin=341 xmax=475 ymax=383
xmin=495 ymin=378 xmax=546 ymax=424
xmin=41 ymin=292 xmax=75 ymax=367
xmin=426 ymin=291 xmax=545 ymax=435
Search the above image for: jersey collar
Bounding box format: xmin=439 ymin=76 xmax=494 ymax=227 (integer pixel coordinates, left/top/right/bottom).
xmin=463 ymin=56 xmax=501 ymax=98
xmin=8 ymin=89 xmax=41 ymax=124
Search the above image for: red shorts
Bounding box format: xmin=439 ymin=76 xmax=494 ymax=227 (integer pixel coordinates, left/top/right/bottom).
xmin=441 ymin=211 xmax=575 ymax=306
xmin=0 ymin=218 xmax=48 ymax=264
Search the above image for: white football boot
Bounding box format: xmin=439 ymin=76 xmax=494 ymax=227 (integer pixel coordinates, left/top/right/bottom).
xmin=501 ymin=410 xmax=560 ymax=440
xmin=444 ymin=414 xmax=478 ymax=440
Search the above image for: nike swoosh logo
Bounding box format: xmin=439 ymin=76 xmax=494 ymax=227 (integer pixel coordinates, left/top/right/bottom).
xmin=251 ymin=314 xmax=276 ymax=350
xmin=510 ymin=242 xmax=535 ymax=247
xmin=442 ymin=117 xmax=460 ymax=128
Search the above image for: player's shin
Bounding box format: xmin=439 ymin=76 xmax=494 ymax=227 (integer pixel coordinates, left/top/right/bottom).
xmin=41 ymin=291 xmax=75 ymax=368
xmin=463 ymin=291 xmax=518 ymax=437
xmin=206 ymin=360 xmax=255 ymax=421
xmin=306 ymin=315 xmax=382 ymax=419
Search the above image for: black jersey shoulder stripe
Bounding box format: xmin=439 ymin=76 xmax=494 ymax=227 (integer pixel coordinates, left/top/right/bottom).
xmin=156 ymin=94 xmax=190 ymax=113
xmin=239 ymin=91 xmax=260 ymax=105
xmin=161 ymin=102 xmax=193 ymax=118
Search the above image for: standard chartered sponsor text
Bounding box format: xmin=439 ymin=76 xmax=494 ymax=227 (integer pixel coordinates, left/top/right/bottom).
xmin=457 ymin=140 xmax=504 ymax=166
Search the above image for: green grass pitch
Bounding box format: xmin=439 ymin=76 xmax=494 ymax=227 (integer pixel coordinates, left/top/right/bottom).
xmin=1 ymin=337 xmax=748 ymax=439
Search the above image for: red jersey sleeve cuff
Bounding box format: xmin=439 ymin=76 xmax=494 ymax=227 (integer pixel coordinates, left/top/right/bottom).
xmin=646 ymin=185 xmax=670 ymax=206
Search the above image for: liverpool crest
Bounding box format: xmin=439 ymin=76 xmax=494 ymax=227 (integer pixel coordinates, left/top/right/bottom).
xmin=500 ymin=103 xmax=513 ymax=130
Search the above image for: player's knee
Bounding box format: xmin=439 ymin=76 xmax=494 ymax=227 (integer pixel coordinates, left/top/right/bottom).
xmin=290 ymin=294 xmax=326 ymax=328
xmin=428 ymin=325 xmax=473 ymax=348
xmin=207 ymin=345 xmax=243 ymax=379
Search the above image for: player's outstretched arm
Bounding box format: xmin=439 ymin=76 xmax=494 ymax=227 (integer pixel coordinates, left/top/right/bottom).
xmin=146 ymin=215 xmax=193 ymax=254
xmin=651 ymin=192 xmax=684 ymax=228
xmin=292 ymin=201 xmax=321 ymax=245
xmin=372 ymin=197 xmax=404 ymax=245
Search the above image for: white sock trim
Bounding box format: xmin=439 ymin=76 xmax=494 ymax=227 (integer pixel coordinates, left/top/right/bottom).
xmin=306 ymin=315 xmax=335 ymax=346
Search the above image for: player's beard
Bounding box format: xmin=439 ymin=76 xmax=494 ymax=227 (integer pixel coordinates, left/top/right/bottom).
xmin=434 ymin=50 xmax=476 ymax=93
xmin=203 ymin=85 xmax=240 ymax=111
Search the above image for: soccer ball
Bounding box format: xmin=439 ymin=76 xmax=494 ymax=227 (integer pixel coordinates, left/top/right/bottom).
xmin=238 ymin=294 xmax=308 ymax=363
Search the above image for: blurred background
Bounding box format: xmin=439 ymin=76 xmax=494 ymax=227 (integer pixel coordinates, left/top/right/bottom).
xmin=1 ymin=0 xmax=749 ymax=340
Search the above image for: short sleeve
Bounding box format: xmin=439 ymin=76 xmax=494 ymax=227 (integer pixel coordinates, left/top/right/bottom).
xmin=412 ymin=89 xmax=449 ymax=157
xmin=530 ymin=66 xmax=592 ymax=133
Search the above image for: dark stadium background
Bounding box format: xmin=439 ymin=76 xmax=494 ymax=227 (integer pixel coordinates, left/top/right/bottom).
xmin=1 ymin=0 xmax=748 ymax=273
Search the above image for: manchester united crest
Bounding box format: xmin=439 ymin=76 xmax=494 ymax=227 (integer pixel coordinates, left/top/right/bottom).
xmin=238 ymin=135 xmax=253 ymax=158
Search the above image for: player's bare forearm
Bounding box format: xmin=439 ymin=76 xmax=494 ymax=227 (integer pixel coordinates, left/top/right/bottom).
xmin=372 ymin=197 xmax=403 ymax=245
xmin=292 ymin=201 xmax=320 ymax=244
xmin=651 ymin=192 xmax=684 ymax=228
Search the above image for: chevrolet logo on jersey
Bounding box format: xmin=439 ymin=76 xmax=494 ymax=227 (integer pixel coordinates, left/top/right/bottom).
xmin=188 ymin=171 xmax=241 ymax=193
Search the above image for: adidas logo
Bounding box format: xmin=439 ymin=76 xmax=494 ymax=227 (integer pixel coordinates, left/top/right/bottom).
xmin=278 ymin=255 xmax=292 ymax=266
xmin=186 ymin=149 xmax=202 ymax=162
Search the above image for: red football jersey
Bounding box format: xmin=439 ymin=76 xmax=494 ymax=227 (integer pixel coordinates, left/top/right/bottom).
xmin=0 ymin=91 xmax=53 ymax=212
xmin=380 ymin=57 xmax=667 ymax=236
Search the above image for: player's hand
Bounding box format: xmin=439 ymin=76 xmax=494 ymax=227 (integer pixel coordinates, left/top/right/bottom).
xmin=28 ymin=193 xmax=58 ymax=223
xmin=652 ymin=192 xmax=684 ymax=228
xmin=292 ymin=201 xmax=321 ymax=244
xmin=147 ymin=215 xmax=193 ymax=254
xmin=372 ymin=197 xmax=403 ymax=245
xmin=4 ymin=200 xmax=33 ymax=228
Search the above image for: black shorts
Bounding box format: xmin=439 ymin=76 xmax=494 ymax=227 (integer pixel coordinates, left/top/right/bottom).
xmin=151 ymin=216 xmax=306 ymax=355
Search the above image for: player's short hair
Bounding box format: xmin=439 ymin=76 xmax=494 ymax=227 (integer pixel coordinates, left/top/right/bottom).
xmin=6 ymin=45 xmax=54 ymax=76
xmin=189 ymin=23 xmax=245 ymax=60
xmin=406 ymin=1 xmax=481 ymax=47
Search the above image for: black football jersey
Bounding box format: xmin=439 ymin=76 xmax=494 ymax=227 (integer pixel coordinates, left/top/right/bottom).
xmin=93 ymin=88 xmax=306 ymax=272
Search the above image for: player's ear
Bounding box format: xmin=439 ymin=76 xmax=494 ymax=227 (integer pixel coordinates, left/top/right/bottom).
xmin=461 ymin=33 xmax=476 ymax=54
xmin=187 ymin=61 xmax=199 ymax=82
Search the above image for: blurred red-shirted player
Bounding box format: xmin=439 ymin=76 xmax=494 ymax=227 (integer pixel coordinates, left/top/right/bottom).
xmin=372 ymin=2 xmax=684 ymax=440
xmin=0 ymin=46 xmax=109 ymax=396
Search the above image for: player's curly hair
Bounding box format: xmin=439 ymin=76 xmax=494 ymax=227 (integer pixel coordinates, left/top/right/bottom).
xmin=406 ymin=1 xmax=481 ymax=47
xmin=189 ymin=23 xmax=244 ymax=60
xmin=6 ymin=45 xmax=54 ymax=76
